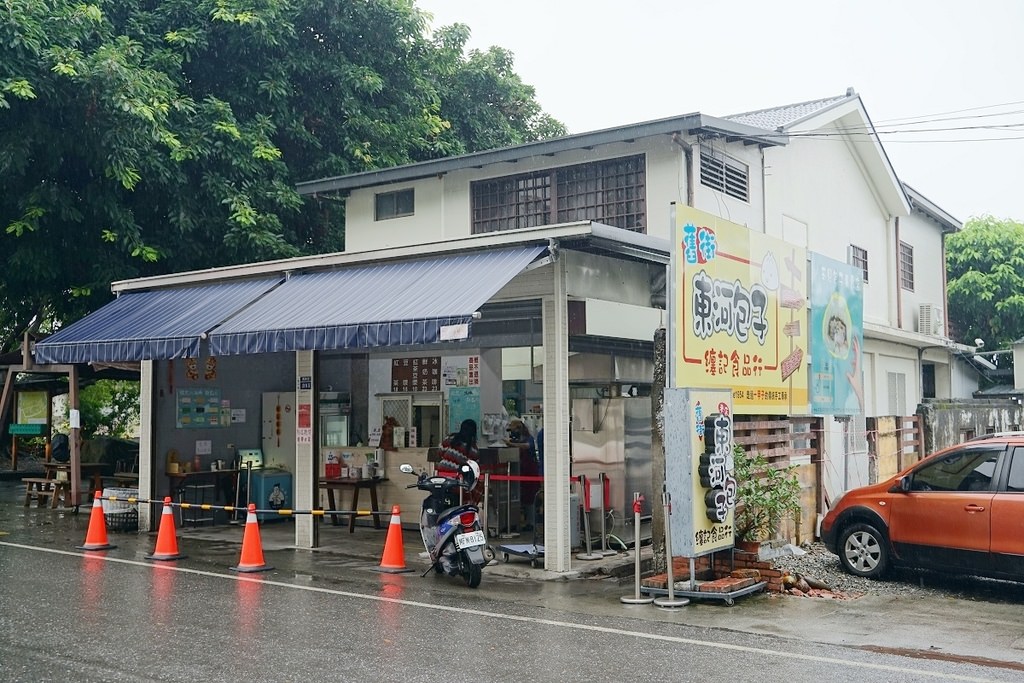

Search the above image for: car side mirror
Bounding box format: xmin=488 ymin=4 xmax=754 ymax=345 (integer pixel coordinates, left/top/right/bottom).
xmin=893 ymin=476 xmax=911 ymax=493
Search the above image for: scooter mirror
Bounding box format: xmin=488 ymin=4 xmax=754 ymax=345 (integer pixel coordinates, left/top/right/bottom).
xmin=400 ymin=464 xmax=414 ymax=474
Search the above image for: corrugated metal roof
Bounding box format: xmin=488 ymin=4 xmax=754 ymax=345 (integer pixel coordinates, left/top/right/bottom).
xmin=725 ymin=93 xmax=854 ymax=131
xmin=208 ymin=245 xmax=545 ymax=355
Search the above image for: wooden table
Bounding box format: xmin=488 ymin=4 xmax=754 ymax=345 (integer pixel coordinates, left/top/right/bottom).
xmin=319 ymin=477 xmax=387 ymax=533
xmin=43 ymin=462 xmax=109 ymax=496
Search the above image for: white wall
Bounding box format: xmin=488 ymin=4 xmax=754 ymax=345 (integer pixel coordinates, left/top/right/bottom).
xmin=344 ymin=135 xmax=766 ymax=251
xmin=761 ymin=128 xmax=895 ymax=329
xmin=898 ymin=211 xmax=947 ymax=336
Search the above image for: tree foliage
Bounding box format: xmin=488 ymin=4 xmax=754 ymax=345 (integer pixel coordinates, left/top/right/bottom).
xmin=945 ymin=216 xmax=1024 ymax=348
xmin=1 ymin=1 xmax=564 ymax=351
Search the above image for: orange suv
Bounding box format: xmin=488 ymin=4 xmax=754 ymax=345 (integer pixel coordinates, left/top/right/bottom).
xmin=820 ymin=432 xmax=1024 ymax=580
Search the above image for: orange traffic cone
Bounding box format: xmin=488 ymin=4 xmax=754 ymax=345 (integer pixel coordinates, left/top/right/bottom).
xmin=375 ymin=505 xmax=412 ymax=573
xmin=145 ymin=497 xmax=186 ymax=561
xmin=230 ymin=503 xmax=272 ymax=573
xmin=76 ymin=491 xmax=116 ymax=551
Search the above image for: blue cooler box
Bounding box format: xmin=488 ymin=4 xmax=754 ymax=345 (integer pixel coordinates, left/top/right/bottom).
xmin=247 ymin=469 xmax=292 ymax=522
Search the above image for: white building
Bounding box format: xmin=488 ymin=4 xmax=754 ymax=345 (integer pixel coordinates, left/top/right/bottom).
xmin=34 ymin=89 xmax=967 ymax=570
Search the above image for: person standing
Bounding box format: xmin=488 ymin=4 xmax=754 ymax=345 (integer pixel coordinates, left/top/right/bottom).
xmin=438 ymin=419 xmax=480 ymax=505
xmin=508 ymin=419 xmax=539 ymax=530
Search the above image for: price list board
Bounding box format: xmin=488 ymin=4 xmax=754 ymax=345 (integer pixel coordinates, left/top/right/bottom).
xmin=391 ymin=356 xmax=441 ymax=393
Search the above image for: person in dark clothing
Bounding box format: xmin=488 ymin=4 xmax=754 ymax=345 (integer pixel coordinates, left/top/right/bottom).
xmin=509 ymin=419 xmax=540 ymax=529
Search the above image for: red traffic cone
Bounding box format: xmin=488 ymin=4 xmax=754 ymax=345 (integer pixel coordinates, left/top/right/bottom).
xmin=145 ymin=497 xmax=186 ymax=561
xmin=76 ymin=492 xmax=116 ymax=551
xmin=375 ymin=505 xmax=412 ymax=573
xmin=230 ymin=503 xmax=272 ymax=573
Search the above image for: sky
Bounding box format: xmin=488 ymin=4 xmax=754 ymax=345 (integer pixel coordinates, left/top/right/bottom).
xmin=415 ymin=0 xmax=1024 ymax=224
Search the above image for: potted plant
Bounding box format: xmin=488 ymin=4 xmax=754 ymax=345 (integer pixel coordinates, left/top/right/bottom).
xmin=732 ymin=445 xmax=802 ymax=551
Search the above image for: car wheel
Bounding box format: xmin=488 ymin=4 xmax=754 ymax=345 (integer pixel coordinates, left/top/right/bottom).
xmin=838 ymin=522 xmax=889 ymax=579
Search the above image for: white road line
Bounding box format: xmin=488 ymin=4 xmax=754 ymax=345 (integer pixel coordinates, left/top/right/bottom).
xmin=0 ymin=541 xmax=996 ymax=682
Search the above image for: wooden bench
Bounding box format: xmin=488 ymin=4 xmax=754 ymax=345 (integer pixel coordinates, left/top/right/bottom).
xmin=22 ymin=477 xmax=71 ymax=509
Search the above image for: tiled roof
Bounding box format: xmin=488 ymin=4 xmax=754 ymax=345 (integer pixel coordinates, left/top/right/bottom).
xmin=725 ymin=92 xmax=855 ymax=131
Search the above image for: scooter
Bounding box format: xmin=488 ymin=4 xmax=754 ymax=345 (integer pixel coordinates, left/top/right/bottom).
xmin=400 ymin=461 xmax=491 ymax=588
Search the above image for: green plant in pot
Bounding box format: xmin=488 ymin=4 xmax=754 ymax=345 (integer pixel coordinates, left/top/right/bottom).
xmin=732 ymin=445 xmax=801 ymax=544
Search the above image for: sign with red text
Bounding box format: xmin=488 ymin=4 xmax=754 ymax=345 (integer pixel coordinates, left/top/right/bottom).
xmin=672 ymin=206 xmax=808 ymax=415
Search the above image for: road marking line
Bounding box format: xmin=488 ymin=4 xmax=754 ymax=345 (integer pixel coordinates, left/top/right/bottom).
xmin=0 ymin=541 xmax=996 ymax=682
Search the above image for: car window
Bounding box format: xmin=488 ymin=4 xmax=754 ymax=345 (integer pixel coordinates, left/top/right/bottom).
xmin=910 ymin=447 xmax=1002 ymax=492
xmin=1007 ymin=447 xmax=1024 ymax=493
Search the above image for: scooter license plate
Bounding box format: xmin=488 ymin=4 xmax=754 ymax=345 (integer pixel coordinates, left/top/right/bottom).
xmin=455 ymin=530 xmax=486 ymax=549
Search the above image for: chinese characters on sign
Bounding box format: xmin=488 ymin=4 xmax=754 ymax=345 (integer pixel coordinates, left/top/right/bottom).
xmin=391 ymin=356 xmax=441 ymax=392
xmin=665 ymin=388 xmax=735 ymax=557
xmin=673 ymin=206 xmax=809 ymax=415
xmin=698 ymin=404 xmax=737 ymax=524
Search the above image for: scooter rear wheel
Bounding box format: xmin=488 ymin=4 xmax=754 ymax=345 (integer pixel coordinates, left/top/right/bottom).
xmin=462 ymin=558 xmax=482 ymax=588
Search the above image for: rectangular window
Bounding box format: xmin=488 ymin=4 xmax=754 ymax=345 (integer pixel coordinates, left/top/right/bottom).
xmin=849 ymin=244 xmax=869 ymax=282
xmin=699 ymin=146 xmax=749 ymax=202
xmin=471 ymin=155 xmax=646 ymax=234
xmin=899 ymin=241 xmax=915 ymax=291
xmin=374 ymin=188 xmax=415 ymax=221
xmin=887 ymin=371 xmax=907 ymax=415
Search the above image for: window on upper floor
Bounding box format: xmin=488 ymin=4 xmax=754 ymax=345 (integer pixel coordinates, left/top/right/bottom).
xmin=899 ymin=241 xmax=915 ymax=291
xmin=470 ymin=154 xmax=646 ymax=234
xmin=375 ymin=188 xmax=415 ymax=221
xmin=849 ymin=244 xmax=869 ymax=283
xmin=699 ymin=146 xmax=749 ymax=202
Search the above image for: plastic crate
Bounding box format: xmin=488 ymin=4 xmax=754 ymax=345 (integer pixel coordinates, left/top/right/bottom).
xmin=105 ymin=508 xmax=139 ymax=532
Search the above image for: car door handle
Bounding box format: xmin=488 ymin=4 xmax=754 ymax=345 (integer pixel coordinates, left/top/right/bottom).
xmin=964 ymin=504 xmax=986 ymax=512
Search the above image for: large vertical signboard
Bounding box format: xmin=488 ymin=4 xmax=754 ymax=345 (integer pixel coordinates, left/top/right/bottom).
xmin=673 ymin=206 xmax=808 ymax=415
xmin=810 ymin=253 xmax=865 ymax=415
xmin=665 ymin=388 xmax=735 ymax=556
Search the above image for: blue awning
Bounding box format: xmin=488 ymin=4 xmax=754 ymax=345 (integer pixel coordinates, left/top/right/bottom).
xmin=209 ymin=245 xmax=545 ymax=355
xmin=34 ymin=278 xmax=283 ymax=364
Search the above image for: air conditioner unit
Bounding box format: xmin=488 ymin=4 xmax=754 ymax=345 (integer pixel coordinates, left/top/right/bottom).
xmin=918 ymin=303 xmax=944 ymax=337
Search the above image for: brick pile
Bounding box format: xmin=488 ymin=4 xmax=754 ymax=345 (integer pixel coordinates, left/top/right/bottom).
xmin=640 ymin=550 xmax=783 ymax=593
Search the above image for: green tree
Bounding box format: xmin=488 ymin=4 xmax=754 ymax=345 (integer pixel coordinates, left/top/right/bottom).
xmin=1 ymin=1 xmax=563 ymax=351
xmin=945 ymin=216 xmax=1024 ymax=348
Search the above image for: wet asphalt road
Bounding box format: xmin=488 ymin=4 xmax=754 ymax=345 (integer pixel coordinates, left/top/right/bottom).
xmin=0 ymin=481 xmax=1021 ymax=682
xmin=2 ymin=540 xmax=1019 ymax=683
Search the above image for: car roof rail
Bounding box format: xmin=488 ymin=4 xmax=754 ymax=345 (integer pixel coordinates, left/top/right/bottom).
xmin=965 ymin=431 xmax=1024 ymax=442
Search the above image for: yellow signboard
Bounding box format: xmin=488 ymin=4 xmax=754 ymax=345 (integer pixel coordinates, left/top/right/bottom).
xmin=672 ymin=206 xmax=808 ymax=415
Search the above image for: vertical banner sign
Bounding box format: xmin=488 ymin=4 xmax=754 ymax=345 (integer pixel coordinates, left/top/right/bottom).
xmin=672 ymin=206 xmax=809 ymax=415
xmin=664 ymin=388 xmax=735 ymax=556
xmin=810 ymin=253 xmax=865 ymax=415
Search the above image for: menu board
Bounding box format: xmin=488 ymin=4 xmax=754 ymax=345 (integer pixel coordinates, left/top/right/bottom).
xmin=391 ymin=356 xmax=441 ymax=392
xmin=176 ymin=388 xmax=222 ymax=429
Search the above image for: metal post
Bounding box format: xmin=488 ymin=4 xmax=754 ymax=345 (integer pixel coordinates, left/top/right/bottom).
xmin=621 ymin=492 xmax=653 ymax=604
xmin=576 ymin=475 xmax=602 ymax=560
xmin=482 ymin=472 xmax=491 ymax=537
xmin=653 ymin=490 xmax=689 ymax=608
xmin=598 ymin=472 xmax=616 ymax=556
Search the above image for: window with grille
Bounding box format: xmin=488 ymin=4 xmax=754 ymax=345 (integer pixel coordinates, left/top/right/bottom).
xmin=375 ymin=188 xmax=415 ymax=221
xmin=699 ymin=146 xmax=749 ymax=202
xmin=471 ymin=154 xmax=646 ymax=234
xmin=899 ymin=241 xmax=915 ymax=291
xmin=849 ymin=244 xmax=869 ymax=282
